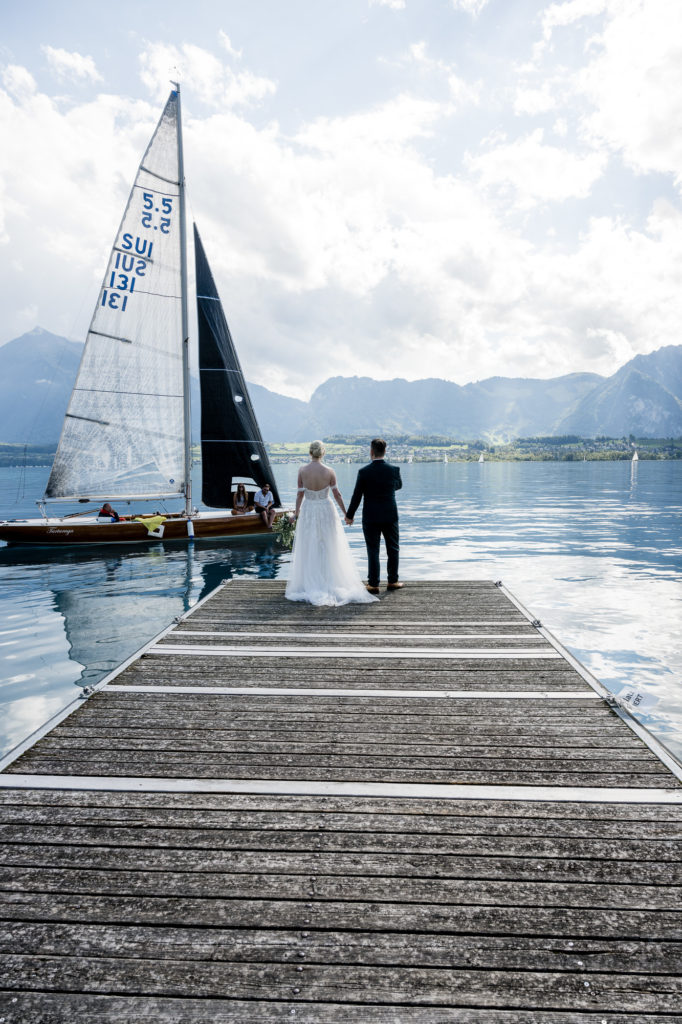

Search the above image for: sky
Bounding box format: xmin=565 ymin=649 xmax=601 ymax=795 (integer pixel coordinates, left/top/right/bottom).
xmin=1 ymin=0 xmax=681 ymax=399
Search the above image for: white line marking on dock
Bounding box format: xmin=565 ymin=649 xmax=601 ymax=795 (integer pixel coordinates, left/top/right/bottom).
xmin=150 ymin=645 xmax=561 ymax=659
xmin=104 ymin=685 xmax=599 ymax=699
xmin=188 ymin=620 xmax=529 ymax=627
xmin=173 ymin=630 xmax=540 ymax=640
xmin=1 ymin=775 xmax=680 ymax=803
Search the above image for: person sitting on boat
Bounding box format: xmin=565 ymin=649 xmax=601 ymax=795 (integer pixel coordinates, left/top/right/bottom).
xmin=254 ymin=483 xmax=276 ymax=528
xmin=98 ymin=503 xmax=120 ymax=522
xmin=232 ymin=482 xmax=251 ymax=516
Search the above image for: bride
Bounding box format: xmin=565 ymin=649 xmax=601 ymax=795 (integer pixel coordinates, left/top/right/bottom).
xmin=285 ymin=440 xmax=378 ymax=606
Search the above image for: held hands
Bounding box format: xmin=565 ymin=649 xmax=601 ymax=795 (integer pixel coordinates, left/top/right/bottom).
xmin=344 ymin=516 xmax=354 ymax=526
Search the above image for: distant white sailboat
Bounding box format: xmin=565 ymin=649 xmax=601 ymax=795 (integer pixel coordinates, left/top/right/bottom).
xmin=443 ymin=453 xmax=448 ymax=464
xmin=478 ymin=453 xmax=485 ymax=463
xmin=632 ymin=448 xmax=639 ymax=461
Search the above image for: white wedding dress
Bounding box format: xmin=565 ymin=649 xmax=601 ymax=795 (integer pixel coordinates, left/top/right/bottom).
xmin=285 ymin=487 xmax=378 ymax=606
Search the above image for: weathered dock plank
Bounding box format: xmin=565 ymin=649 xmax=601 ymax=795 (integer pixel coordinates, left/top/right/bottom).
xmin=1 ymin=579 xmax=681 ymax=1022
xmin=4 ymin=841 xmax=682 ymax=885
xmin=0 ymin=997 xmax=674 ymax=1024
xmin=120 ymin=659 xmax=585 ymax=689
xmin=3 ymin=886 xmax=680 ymax=939
xmin=7 ymin=688 xmax=669 ymax=786
xmin=3 ymin=955 xmax=682 ymax=1012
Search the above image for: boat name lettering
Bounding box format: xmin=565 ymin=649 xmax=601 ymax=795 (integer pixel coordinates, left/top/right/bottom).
xmin=47 ymin=529 xmax=74 ymax=536
xmin=141 ymin=192 xmax=173 ymax=234
xmin=121 ymin=233 xmax=154 ymax=258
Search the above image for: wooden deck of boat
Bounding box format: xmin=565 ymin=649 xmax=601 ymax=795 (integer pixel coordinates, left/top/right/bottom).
xmin=1 ymin=579 xmax=681 ymax=1022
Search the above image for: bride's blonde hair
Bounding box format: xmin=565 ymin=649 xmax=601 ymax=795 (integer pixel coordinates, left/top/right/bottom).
xmin=309 ymin=439 xmax=325 ymax=459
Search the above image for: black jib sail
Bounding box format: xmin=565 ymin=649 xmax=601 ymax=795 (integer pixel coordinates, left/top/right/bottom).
xmin=194 ymin=224 xmax=281 ymax=508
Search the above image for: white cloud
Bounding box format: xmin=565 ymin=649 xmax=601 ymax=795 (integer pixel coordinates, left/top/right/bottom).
xmin=525 ymin=209 xmax=682 ymax=371
xmin=514 ymin=83 xmax=556 ymax=115
xmin=0 ymin=73 xmax=162 ymax=340
xmin=139 ymin=41 xmax=276 ymax=109
xmin=466 ymin=129 xmax=607 ymax=207
xmin=520 ymin=1 xmax=682 ymax=189
xmin=577 ymin=0 xmax=682 ymax=185
xmin=296 ymin=93 xmax=448 ymax=152
xmin=451 ymin=0 xmax=490 ymax=14
xmin=370 ymin=0 xmax=406 ymax=8
xmin=186 ymin=90 xmax=677 ymax=393
xmin=541 ymin=0 xmax=607 ymax=39
xmin=218 ymin=31 xmax=242 ymax=60
xmin=42 ymin=46 xmax=102 ymax=84
xmin=2 ymin=64 xmax=37 ymax=99
xmin=17 ymin=305 xmax=39 ymax=330
xmin=397 ymin=41 xmax=480 ymax=107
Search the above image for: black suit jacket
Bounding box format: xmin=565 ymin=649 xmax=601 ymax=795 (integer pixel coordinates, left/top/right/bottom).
xmin=347 ymin=459 xmax=402 ymax=525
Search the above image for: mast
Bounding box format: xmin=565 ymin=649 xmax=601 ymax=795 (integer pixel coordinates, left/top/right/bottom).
xmin=175 ymin=83 xmax=192 ymax=517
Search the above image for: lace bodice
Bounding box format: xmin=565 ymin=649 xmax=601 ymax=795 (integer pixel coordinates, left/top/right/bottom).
xmin=303 ymin=486 xmax=330 ymax=501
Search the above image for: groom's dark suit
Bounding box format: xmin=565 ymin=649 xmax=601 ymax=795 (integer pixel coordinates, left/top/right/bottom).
xmin=346 ymin=459 xmax=402 ymax=588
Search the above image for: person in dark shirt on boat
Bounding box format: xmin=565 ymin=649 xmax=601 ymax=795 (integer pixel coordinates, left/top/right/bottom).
xmin=98 ymin=503 xmax=120 ymax=522
xmin=254 ymin=483 xmax=276 ymax=528
xmin=232 ymin=482 xmax=252 ymax=516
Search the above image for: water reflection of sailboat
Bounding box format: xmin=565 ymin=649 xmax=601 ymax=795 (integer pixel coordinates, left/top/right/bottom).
xmin=0 ymin=538 xmax=286 ymax=690
xmin=54 ymin=566 xmax=180 ymax=687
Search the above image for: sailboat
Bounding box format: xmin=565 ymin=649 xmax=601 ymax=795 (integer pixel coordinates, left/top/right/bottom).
xmin=478 ymin=453 xmax=485 ymax=463
xmin=0 ymin=87 xmax=283 ymax=546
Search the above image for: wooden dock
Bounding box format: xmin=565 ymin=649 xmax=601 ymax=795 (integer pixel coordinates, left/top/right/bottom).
xmin=1 ymin=579 xmax=681 ymax=1021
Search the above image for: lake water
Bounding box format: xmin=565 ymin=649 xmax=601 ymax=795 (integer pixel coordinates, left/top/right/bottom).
xmin=1 ymin=459 xmax=681 ymax=765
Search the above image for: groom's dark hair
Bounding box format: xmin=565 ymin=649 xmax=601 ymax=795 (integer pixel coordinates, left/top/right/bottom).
xmin=371 ymin=438 xmax=386 ymax=457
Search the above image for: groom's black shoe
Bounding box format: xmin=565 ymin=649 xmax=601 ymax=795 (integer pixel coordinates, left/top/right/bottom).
xmin=387 ymin=582 xmax=404 ymax=590
xmin=365 ymin=584 xmax=380 ymax=594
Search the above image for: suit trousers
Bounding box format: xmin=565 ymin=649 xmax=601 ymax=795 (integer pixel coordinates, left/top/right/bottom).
xmin=362 ymin=520 xmax=400 ymax=586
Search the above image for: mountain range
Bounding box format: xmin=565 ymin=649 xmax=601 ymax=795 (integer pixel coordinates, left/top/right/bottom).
xmin=1 ymin=327 xmax=681 ymax=443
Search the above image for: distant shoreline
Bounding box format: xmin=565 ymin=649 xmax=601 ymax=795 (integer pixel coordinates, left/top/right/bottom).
xmin=266 ymin=437 xmax=682 ymax=463
xmin=2 ymin=436 xmax=681 ymax=468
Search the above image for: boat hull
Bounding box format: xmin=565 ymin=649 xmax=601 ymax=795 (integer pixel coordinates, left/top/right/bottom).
xmin=0 ymin=511 xmax=283 ymax=546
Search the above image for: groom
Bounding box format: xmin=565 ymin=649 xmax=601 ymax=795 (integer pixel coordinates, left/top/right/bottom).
xmin=345 ymin=438 xmax=403 ymax=595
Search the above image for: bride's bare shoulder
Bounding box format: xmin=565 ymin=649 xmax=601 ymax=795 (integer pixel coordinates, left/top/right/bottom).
xmin=300 ymin=463 xmax=334 ymax=488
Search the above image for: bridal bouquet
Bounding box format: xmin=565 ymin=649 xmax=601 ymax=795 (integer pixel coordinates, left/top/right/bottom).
xmin=273 ymin=511 xmax=296 ymax=549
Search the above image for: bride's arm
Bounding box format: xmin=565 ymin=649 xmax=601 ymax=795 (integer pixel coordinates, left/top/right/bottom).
xmin=329 ymin=470 xmax=346 ymax=515
xmin=294 ymin=470 xmax=305 ymax=518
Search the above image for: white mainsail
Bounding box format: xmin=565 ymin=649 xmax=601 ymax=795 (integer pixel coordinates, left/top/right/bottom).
xmin=46 ymin=91 xmax=185 ymax=501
